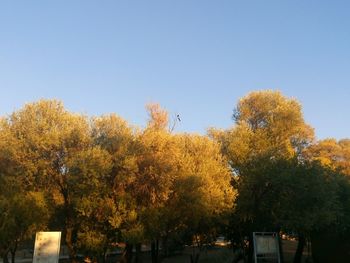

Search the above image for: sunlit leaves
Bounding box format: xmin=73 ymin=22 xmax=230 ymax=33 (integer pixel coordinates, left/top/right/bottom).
xmin=304 ymin=138 xmax=350 ymax=177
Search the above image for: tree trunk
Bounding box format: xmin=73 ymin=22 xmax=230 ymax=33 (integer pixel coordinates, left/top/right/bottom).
xmin=101 ymin=246 xmax=107 ymax=263
xmin=2 ymin=253 xmax=9 ymax=263
xmin=277 ymin=231 xmax=284 ymax=263
xmin=134 ymin=243 xmax=142 ymax=263
xmin=248 ymin=234 xmax=254 ymax=263
xmin=62 ymin=189 xmax=78 ymax=263
xmin=10 ymin=239 xmax=18 ymax=263
xmin=151 ymin=241 xmax=157 ymax=263
xmin=156 ymin=239 xmax=159 ymax=261
xmin=119 ymin=243 xmax=133 ymax=263
xmin=10 ymin=251 xmax=15 ymax=263
xmin=99 ymin=242 xmax=109 ymax=263
xmin=293 ymin=234 xmax=305 ymax=263
xmin=190 ymin=253 xmax=200 ymax=263
xmin=190 ymin=238 xmax=200 ymax=263
xmin=126 ymin=243 xmax=133 ymax=263
xmin=162 ymin=236 xmax=168 ymax=257
xmin=65 ymin=227 xmax=78 ymax=263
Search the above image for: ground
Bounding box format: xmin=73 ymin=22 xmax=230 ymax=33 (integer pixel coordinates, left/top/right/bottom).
xmin=0 ymin=239 xmax=311 ymax=263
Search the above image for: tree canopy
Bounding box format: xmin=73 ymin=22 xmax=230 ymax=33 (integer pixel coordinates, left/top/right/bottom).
xmin=0 ymin=91 xmax=349 ymax=263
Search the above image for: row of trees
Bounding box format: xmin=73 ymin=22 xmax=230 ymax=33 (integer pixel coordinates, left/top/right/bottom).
xmin=1 ymin=90 xmax=350 ymax=263
xmin=0 ymin=101 xmax=234 ymax=263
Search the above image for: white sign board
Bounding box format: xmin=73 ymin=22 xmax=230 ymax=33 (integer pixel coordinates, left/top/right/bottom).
xmin=253 ymin=232 xmax=280 ymax=263
xmin=255 ymin=235 xmax=278 ymax=254
xmin=33 ymin=231 xmax=61 ymax=263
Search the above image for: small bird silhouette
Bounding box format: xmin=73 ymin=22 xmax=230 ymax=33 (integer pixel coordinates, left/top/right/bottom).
xmin=177 ymin=114 xmax=181 ymax=122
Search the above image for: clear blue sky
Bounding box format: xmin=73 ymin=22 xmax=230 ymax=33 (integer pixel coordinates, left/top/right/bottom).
xmin=0 ymin=1 xmax=349 ymax=140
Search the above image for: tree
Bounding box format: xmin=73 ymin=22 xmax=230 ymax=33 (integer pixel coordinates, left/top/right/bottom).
xmin=2 ymin=100 xmax=112 ymax=262
xmin=275 ymin=161 xmax=341 ymax=263
xmin=0 ymin=116 xmax=49 ymax=263
xmin=145 ymin=103 xmax=169 ymax=130
xmin=134 ymin=124 xmax=182 ymax=263
xmin=167 ymin=134 xmax=234 ymax=262
xmin=210 ymin=90 xmax=315 ymax=262
xmin=302 ymin=139 xmax=350 ymax=262
xmin=230 ymin=90 xmax=314 ymax=164
xmin=0 ymin=190 xmax=48 ymax=263
xmin=135 ymin=103 xmax=234 ymax=263
xmin=87 ymin=114 xmax=142 ymax=263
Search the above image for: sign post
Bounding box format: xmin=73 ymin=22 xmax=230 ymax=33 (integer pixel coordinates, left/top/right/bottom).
xmin=253 ymin=232 xmax=280 ymax=263
xmin=33 ymin=231 xmax=61 ymax=263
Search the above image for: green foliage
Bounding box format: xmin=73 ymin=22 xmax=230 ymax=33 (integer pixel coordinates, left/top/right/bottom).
xmin=212 ymin=91 xmax=315 ymax=223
